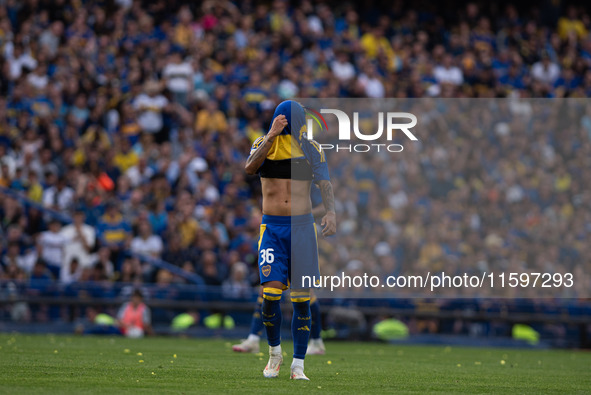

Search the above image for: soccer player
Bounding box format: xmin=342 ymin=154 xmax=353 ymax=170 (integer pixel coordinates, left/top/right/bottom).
xmin=233 ymin=184 xmax=327 ymax=355
xmin=244 ymin=101 xmax=336 ymax=380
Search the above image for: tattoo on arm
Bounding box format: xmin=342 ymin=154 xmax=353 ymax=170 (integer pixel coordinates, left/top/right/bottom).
xmin=245 ymin=136 xmax=274 ymax=174
xmin=318 ymin=180 xmax=335 ymax=213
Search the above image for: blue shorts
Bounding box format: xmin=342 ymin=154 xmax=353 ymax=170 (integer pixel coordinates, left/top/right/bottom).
xmin=257 ymin=214 xmax=320 ymax=289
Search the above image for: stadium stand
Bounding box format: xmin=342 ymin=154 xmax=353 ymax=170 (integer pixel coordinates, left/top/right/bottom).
xmin=0 ymin=0 xmax=590 ymax=347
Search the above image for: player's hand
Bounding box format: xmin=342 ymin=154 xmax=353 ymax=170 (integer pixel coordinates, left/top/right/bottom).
xmin=321 ymin=211 xmax=336 ymax=237
xmin=268 ymin=115 xmax=288 ymax=139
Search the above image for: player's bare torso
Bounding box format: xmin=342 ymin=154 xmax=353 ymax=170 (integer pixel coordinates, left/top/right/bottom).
xmin=261 ymin=178 xmax=312 ymax=216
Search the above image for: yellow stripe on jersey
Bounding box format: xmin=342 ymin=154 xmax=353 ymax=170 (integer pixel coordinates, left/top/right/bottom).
xmin=309 ymin=139 xmax=326 ymax=162
xmin=266 ymin=134 xmax=305 ymax=160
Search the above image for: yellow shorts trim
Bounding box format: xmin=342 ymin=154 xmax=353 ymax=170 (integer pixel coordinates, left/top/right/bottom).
xmin=257 ymin=224 xmax=267 ymax=250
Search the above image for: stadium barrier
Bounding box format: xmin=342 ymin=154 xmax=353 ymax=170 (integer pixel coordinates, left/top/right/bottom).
xmin=0 ymin=279 xmax=588 ymax=347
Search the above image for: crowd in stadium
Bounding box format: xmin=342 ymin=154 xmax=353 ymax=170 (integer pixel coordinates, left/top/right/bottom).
xmin=1 ymin=0 xmax=591 ymax=308
xmin=313 ymin=98 xmax=590 ymax=298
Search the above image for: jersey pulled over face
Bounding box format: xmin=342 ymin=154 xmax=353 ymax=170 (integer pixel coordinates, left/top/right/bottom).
xmin=250 ymin=100 xmax=330 ymax=182
xmin=250 ymin=133 xmax=314 ymax=180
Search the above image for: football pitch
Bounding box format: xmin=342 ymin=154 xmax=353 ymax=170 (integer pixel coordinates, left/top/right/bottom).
xmin=0 ymin=334 xmax=589 ymax=394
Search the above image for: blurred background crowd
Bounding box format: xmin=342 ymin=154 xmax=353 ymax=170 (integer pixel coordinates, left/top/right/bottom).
xmin=312 ymin=98 xmax=591 ymax=299
xmin=0 ymin=0 xmax=590 ymax=316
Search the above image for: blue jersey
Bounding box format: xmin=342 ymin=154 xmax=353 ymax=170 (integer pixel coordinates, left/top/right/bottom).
xmin=272 ymin=100 xmax=330 ymax=182
xmin=250 ymin=100 xmax=330 ymax=182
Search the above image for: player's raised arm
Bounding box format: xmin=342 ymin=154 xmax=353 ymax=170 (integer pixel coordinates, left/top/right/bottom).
xmin=317 ymin=179 xmax=336 ymax=236
xmin=245 ymin=115 xmax=288 ymax=175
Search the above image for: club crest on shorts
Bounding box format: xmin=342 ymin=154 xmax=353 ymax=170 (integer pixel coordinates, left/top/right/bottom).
xmin=262 ymin=265 xmax=272 ymax=277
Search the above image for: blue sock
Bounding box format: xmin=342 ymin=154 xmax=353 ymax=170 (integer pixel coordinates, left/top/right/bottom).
xmin=310 ymin=296 xmax=321 ymax=340
xmin=249 ymin=296 xmax=264 ymax=337
xmin=291 ymin=291 xmax=311 ymax=359
xmin=262 ymin=288 xmax=283 ymax=347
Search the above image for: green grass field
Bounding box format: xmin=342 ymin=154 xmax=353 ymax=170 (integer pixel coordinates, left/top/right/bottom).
xmin=0 ymin=334 xmax=589 ymax=394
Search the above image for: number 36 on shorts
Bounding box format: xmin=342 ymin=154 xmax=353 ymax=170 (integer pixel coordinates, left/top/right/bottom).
xmin=260 ymin=248 xmax=275 ymax=265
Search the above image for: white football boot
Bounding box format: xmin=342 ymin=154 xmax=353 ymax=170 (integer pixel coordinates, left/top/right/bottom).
xmin=232 ymin=336 xmax=260 ymax=353
xmin=290 ymin=361 xmax=310 ymax=380
xmin=307 ymin=338 xmax=326 ymax=355
xmin=263 ymin=346 xmax=283 ymax=378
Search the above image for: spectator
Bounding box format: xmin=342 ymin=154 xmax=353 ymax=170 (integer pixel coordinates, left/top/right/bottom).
xmin=125 ymin=156 xmax=155 ymax=188
xmin=36 ymin=219 xmax=66 ymax=278
xmin=61 ymin=257 xmax=82 ymax=285
xmin=97 ymin=202 xmax=131 ymax=251
xmin=112 ymin=139 xmax=139 ymax=174
xmin=531 ymin=54 xmax=560 ymax=87
xmin=331 ymin=50 xmax=356 ymax=82
xmin=433 ymin=54 xmax=464 ymax=86
xmin=116 ymin=289 xmax=154 ymax=338
xmin=38 ymin=21 xmax=64 ymax=57
xmin=89 ymin=247 xmax=115 ymax=279
xmin=357 ymin=64 xmax=385 ymax=98
xmin=60 ymin=210 xmax=96 ymax=270
xmin=42 ymin=176 xmax=74 ymax=213
xmin=130 ymin=221 xmax=164 ymax=259
xmin=162 ymin=51 xmax=194 ymax=107
xmin=557 ymin=6 xmax=588 ymax=40
xmin=2 ymin=242 xmax=34 ymax=275
xmin=199 ymin=250 xmax=223 ymax=286
xmin=222 ymin=261 xmax=251 ymax=299
xmin=29 ymin=260 xmax=52 ymax=284
xmin=360 ymin=26 xmax=393 ymax=60
xmin=6 ymin=44 xmax=37 ymax=81
xmin=119 ymin=257 xmax=143 ymax=283
xmin=194 ymin=100 xmax=229 ymax=136
xmin=133 ymin=80 xmax=169 ymax=141
xmin=114 ymin=101 xmax=142 ymax=146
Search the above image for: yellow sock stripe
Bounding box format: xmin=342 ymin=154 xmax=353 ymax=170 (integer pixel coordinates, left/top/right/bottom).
xmin=291 ymin=291 xmax=310 ymax=297
xmin=291 ymin=297 xmax=311 ymax=303
xmin=263 ymin=287 xmax=282 ymax=301
xmin=263 ymin=288 xmax=282 ymax=295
